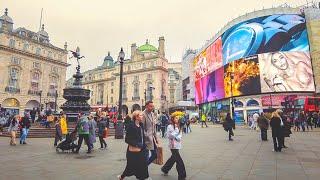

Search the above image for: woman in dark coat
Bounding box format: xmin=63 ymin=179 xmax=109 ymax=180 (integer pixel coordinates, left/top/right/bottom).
xmin=118 ymin=111 xmax=148 ymax=180
xmin=223 ymin=113 xmax=235 ymax=141
xmin=270 ymin=110 xmax=284 ymax=152
xmin=279 ymin=110 xmax=291 ymax=148
xmin=97 ymin=114 xmax=107 ymax=149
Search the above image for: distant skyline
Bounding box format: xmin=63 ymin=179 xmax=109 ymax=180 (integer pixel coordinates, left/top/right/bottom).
xmin=1 ymin=0 xmax=308 ymax=79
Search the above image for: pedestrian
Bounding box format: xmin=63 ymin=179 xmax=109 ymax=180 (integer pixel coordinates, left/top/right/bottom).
xmin=279 ymin=110 xmax=291 ymax=148
xmin=75 ymin=114 xmax=91 ymax=154
xmin=223 ymin=113 xmax=235 ymax=141
xmin=160 ymin=112 xmax=168 ymax=138
xmin=257 ymin=112 xmax=269 ymax=141
xmin=306 ymin=112 xmax=313 ymax=131
xmin=30 ymin=108 xmax=36 ymax=123
xmin=97 ymin=113 xmax=108 ymax=149
xmin=142 ymin=101 xmax=160 ymax=166
xmin=54 ymin=117 xmax=62 ymax=147
xmin=118 ymin=110 xmax=149 ymax=180
xmin=300 ymin=111 xmax=306 ymax=132
xmin=161 ymin=115 xmax=187 ymax=180
xmin=201 ymin=114 xmax=208 ymax=128
xmin=124 ymin=114 xmax=131 ymax=131
xmin=270 ymin=110 xmax=284 ymax=152
xmin=312 ymin=112 xmax=318 ymax=128
xmin=88 ymin=114 xmax=97 ymax=150
xmin=20 ymin=112 xmax=31 ymax=144
xmin=252 ymin=112 xmax=259 ymax=130
xmin=8 ymin=115 xmax=19 ymax=146
xmin=60 ymin=112 xmax=68 ymax=139
xmin=186 ymin=118 xmax=191 ymax=133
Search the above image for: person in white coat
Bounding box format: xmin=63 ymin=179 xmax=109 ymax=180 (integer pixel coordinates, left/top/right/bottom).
xmin=161 ymin=115 xmax=186 ymax=180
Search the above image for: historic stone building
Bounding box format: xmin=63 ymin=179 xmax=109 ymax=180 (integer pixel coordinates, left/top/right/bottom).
xmin=0 ymin=8 xmax=69 ymax=115
xmin=80 ymin=37 xmax=170 ymax=114
xmin=181 ymin=49 xmax=197 ymax=101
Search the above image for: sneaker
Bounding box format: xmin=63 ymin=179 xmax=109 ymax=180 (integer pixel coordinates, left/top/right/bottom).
xmin=23 ymin=142 xmax=27 ymax=145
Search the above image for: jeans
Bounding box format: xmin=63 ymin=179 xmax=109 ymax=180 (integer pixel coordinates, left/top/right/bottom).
xmin=162 ymin=149 xmax=186 ymax=180
xmin=76 ymin=134 xmax=91 ymax=152
xmin=161 ymin=127 xmax=166 ymax=138
xmin=20 ymin=128 xmax=29 ymax=143
xmin=147 ymin=149 xmax=157 ymax=165
xmin=261 ymin=129 xmax=267 ymax=141
xmin=99 ymin=136 xmax=107 ymax=148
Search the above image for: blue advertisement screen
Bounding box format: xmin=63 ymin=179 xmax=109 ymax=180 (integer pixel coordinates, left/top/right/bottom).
xmin=222 ymin=14 xmax=309 ymax=65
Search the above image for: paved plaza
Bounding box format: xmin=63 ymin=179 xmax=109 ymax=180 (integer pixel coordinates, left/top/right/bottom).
xmin=1 ymin=125 xmax=320 ymax=180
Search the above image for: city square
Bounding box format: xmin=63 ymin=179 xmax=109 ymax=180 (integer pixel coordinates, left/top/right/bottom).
xmin=1 ymin=0 xmax=320 ymax=179
xmin=1 ymin=125 xmax=320 ymax=180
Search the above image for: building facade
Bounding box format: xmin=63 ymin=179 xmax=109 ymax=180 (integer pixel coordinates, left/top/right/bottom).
xmin=0 ymin=8 xmax=69 ymax=115
xmin=181 ymin=49 xmax=197 ymax=101
xmin=80 ymin=37 xmax=169 ymax=114
xmin=168 ymin=62 xmax=182 ymax=107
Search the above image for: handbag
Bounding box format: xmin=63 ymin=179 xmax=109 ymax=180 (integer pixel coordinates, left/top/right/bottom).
xmin=153 ymin=146 xmax=164 ymax=165
xmin=103 ymin=128 xmax=109 ymax=138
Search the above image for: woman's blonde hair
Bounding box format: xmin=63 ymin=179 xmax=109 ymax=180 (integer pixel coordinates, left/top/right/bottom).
xmin=131 ymin=110 xmax=141 ymax=121
xmin=271 ymin=110 xmax=281 ymax=118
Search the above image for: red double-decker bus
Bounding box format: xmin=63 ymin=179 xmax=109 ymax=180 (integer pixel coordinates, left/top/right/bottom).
xmin=294 ymin=96 xmax=320 ymax=112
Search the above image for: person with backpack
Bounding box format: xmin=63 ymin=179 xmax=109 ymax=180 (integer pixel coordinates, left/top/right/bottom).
xmin=75 ymin=114 xmax=91 ymax=154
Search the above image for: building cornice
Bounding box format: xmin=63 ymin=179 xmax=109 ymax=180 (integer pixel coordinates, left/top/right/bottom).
xmin=112 ymin=66 xmax=168 ymax=76
xmin=82 ymin=76 xmax=117 ymax=85
xmin=0 ymin=45 xmax=70 ymax=67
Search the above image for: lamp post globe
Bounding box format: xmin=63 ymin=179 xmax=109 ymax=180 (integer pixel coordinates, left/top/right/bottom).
xmin=115 ymin=47 xmax=125 ymax=139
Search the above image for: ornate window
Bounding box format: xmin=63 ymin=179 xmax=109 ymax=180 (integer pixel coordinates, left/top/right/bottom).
xmin=11 ymin=57 xmax=21 ymax=65
xmin=23 ymin=43 xmax=29 ymax=51
xmin=48 ymin=75 xmax=58 ymax=96
xmin=31 ymin=72 xmax=40 ymax=91
xmin=133 ymin=83 xmax=139 ymax=98
xmin=36 ymin=48 xmax=41 ymax=55
xmin=143 ymin=63 xmax=146 ymax=68
xmin=33 ymin=62 xmax=41 ymax=69
xmin=8 ymin=67 xmax=19 ymax=88
xmin=9 ymin=39 xmax=15 ymax=48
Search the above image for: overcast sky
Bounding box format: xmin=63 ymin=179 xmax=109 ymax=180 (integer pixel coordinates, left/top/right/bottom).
xmin=1 ymin=0 xmax=308 ymax=79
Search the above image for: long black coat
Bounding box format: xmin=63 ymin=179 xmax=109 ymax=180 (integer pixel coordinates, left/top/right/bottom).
xmin=281 ymin=115 xmax=292 ymax=137
xmin=270 ymin=117 xmax=283 ymax=138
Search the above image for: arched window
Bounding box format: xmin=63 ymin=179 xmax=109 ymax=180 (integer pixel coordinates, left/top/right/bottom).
xmin=247 ymin=99 xmax=259 ymax=107
xmin=234 ymin=100 xmax=244 ymax=108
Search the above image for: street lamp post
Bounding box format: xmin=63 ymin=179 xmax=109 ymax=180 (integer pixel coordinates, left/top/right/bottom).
xmin=149 ymin=85 xmax=155 ymax=101
xmin=115 ymin=47 xmax=125 ymax=139
xmin=230 ymin=72 xmax=235 ymax=120
xmin=54 ymin=90 xmax=58 ymax=113
xmin=39 ymin=90 xmax=42 ymax=111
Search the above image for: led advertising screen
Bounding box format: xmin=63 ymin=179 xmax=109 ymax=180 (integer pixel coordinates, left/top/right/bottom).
xmin=222 ymin=14 xmax=310 ymax=65
xmin=259 ymin=51 xmax=315 ymax=93
xmin=202 ymin=67 xmax=225 ymax=103
xmin=194 ymin=38 xmax=223 ymax=80
xmin=224 ymin=55 xmax=261 ymax=98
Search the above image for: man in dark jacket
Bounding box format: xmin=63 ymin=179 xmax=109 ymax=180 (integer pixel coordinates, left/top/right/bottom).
xmin=20 ymin=113 xmax=31 ymax=144
xmin=279 ymin=110 xmax=291 ymax=148
xmin=257 ymin=112 xmax=269 ymax=141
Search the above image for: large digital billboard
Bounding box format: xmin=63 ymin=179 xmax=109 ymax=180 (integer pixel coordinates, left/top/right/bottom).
xmin=222 ymin=14 xmax=309 ymax=65
xmin=194 ymin=13 xmax=314 ymax=105
xmin=259 ymin=51 xmax=315 ymax=92
xmin=224 ymin=55 xmax=261 ymax=98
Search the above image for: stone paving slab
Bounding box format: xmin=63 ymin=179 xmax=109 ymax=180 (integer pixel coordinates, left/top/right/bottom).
xmin=1 ymin=125 xmax=320 ymax=180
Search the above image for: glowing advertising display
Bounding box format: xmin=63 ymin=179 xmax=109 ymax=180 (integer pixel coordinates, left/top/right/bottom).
xmin=224 ymin=55 xmax=261 ymax=98
xmin=259 ymin=51 xmax=315 ymax=93
xmin=222 ymin=14 xmax=309 ymax=65
xmin=194 ymin=13 xmax=313 ymax=105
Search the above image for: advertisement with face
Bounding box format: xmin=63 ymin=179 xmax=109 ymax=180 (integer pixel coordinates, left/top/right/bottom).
xmin=203 ymin=67 xmax=225 ymax=103
xmin=194 ymin=50 xmax=208 ymax=81
xmin=259 ymin=51 xmax=315 ymax=93
xmin=224 ymin=55 xmax=261 ymax=97
xmin=222 ymin=14 xmax=309 ymax=65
